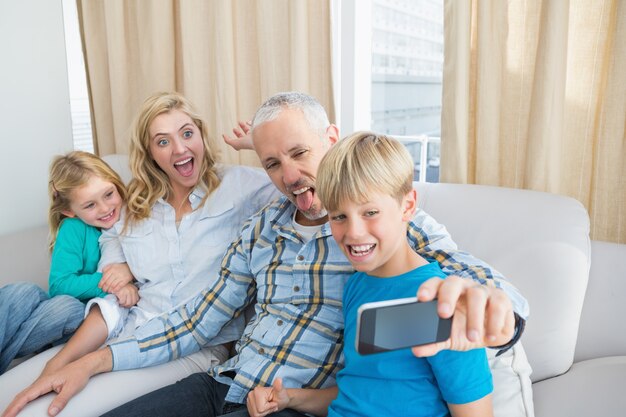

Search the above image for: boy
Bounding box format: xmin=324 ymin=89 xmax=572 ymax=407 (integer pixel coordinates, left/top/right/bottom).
xmin=245 ymin=132 xmax=493 ymax=417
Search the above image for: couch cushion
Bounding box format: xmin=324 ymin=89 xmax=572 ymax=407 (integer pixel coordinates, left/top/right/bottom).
xmin=102 ymin=153 xmax=132 ymax=184
xmin=575 ymin=240 xmax=626 ymax=361
xmin=489 ymin=342 xmax=535 ymax=417
xmin=414 ymin=183 xmax=590 ymax=382
xmin=533 ymin=356 xmax=626 ymax=417
xmin=0 ymin=344 xmax=229 ymax=416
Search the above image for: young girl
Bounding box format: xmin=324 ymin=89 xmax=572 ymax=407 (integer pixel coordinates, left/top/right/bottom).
xmin=48 ymin=151 xmax=134 ymax=305
xmin=0 ymin=151 xmax=130 ymax=375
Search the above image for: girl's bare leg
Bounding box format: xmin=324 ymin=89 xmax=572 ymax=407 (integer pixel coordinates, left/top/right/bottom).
xmin=41 ymin=306 xmax=108 ymax=375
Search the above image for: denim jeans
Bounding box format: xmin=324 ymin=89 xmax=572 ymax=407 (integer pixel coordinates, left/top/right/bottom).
xmin=0 ymin=282 xmax=84 ymax=374
xmin=101 ymin=372 xmax=309 ymax=417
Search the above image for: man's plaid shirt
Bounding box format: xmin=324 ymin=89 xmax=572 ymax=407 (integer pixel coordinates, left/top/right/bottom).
xmin=110 ymin=196 xmax=528 ymax=403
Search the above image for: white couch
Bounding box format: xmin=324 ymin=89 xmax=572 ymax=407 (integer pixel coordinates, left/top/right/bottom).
xmin=413 ymin=182 xmax=626 ymax=417
xmin=1 ymin=155 xmax=625 ymax=416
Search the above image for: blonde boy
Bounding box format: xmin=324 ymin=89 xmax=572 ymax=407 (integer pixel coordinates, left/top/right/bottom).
xmin=318 ymin=131 xmax=493 ymax=416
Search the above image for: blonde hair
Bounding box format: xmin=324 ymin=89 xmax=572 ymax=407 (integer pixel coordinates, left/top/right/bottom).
xmin=125 ymin=92 xmax=220 ymax=228
xmin=48 ymin=151 xmax=127 ymax=253
xmin=317 ymin=132 xmax=414 ymax=212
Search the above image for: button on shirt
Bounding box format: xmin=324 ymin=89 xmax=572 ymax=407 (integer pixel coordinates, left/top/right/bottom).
xmin=98 ymin=165 xmax=280 ymax=340
xmin=110 ymin=195 xmax=529 ymax=404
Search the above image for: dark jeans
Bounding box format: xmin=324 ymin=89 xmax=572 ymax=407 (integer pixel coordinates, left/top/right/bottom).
xmin=101 ymin=372 xmax=309 ymax=417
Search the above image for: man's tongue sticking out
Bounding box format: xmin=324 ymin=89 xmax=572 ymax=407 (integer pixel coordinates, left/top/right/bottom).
xmin=175 ymin=158 xmax=194 ymax=177
xmin=295 ymin=188 xmax=314 ymax=211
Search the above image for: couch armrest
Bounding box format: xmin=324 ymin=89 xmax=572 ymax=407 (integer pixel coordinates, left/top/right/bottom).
xmin=574 ymin=240 xmax=626 ymax=362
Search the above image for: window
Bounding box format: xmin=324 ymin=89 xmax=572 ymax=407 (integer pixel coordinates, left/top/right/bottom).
xmin=64 ymin=0 xmax=444 ymax=172
xmin=333 ymin=0 xmax=443 ymax=182
xmin=62 ymin=0 xmax=94 ymax=153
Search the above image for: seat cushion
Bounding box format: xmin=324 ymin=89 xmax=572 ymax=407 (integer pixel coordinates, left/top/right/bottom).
xmin=533 ymin=356 xmax=626 ymax=417
xmin=575 ymin=240 xmax=626 ymax=362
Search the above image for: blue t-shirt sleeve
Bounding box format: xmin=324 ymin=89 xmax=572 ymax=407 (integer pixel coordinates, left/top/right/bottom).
xmin=428 ymin=347 xmax=493 ymax=405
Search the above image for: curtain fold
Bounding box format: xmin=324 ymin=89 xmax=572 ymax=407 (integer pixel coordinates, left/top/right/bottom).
xmin=77 ymin=0 xmax=334 ymax=167
xmin=441 ymin=0 xmax=626 ymax=243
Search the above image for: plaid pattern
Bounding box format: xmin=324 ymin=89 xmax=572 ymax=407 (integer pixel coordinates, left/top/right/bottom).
xmin=110 ymin=196 xmax=528 ymax=404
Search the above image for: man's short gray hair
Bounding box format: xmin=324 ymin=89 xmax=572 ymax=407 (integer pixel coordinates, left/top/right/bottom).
xmin=251 ymin=92 xmax=330 ymax=136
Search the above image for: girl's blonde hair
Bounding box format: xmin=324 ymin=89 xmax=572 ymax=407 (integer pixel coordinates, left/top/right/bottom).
xmin=48 ymin=151 xmax=127 ymax=253
xmin=125 ymin=92 xmax=220 ymax=229
xmin=317 ymin=131 xmax=414 ymax=212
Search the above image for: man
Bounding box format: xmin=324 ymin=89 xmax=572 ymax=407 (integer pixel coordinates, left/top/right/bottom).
xmin=3 ymin=92 xmax=527 ymax=417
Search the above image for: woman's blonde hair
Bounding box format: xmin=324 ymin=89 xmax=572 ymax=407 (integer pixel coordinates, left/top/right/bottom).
xmin=317 ymin=131 xmax=414 ymax=212
xmin=48 ymin=151 xmax=127 ymax=253
xmin=125 ymin=92 xmax=220 ymax=228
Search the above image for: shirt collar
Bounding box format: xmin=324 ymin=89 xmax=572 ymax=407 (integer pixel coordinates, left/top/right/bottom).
xmin=154 ymin=182 xmax=234 ymax=219
xmin=269 ymin=196 xmax=333 ymax=239
xmin=199 ymin=181 xmax=234 ymax=218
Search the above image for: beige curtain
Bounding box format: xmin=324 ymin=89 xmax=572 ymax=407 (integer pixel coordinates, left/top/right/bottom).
xmin=441 ymin=0 xmax=626 ymax=243
xmin=77 ymin=0 xmax=334 ymax=167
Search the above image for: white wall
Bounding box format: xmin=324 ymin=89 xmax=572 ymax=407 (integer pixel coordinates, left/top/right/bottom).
xmin=0 ymin=0 xmax=73 ymax=235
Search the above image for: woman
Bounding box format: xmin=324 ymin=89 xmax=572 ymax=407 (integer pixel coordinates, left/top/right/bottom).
xmin=0 ymin=92 xmax=280 ymax=416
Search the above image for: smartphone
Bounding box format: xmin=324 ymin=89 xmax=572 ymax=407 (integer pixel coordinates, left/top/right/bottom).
xmin=356 ymin=297 xmax=452 ymax=355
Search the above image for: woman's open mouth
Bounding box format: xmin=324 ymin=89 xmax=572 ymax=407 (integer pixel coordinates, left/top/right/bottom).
xmin=174 ymin=157 xmax=194 ymax=177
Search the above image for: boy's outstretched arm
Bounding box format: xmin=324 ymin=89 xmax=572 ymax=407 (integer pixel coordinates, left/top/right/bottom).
xmin=448 ymin=393 xmax=494 ymax=417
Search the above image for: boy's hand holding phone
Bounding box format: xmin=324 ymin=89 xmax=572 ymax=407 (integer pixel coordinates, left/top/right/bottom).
xmin=356 ymin=275 xmax=516 ymax=357
xmin=411 ymin=275 xmax=516 ymax=357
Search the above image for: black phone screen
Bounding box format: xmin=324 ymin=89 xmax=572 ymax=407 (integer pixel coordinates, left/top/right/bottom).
xmin=357 ymin=299 xmax=451 ymax=355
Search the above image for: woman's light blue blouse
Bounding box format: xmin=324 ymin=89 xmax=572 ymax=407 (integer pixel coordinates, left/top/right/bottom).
xmin=98 ymin=164 xmax=280 ymax=342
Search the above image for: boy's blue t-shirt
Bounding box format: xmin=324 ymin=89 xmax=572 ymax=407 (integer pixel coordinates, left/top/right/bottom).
xmin=328 ymin=262 xmax=493 ymax=417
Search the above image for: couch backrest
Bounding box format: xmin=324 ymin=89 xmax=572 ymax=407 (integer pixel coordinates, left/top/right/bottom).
xmin=413 ymin=182 xmax=590 ymax=382
xmin=0 ymin=225 xmax=49 ymax=289
xmin=102 ymin=154 xmax=132 ymax=184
